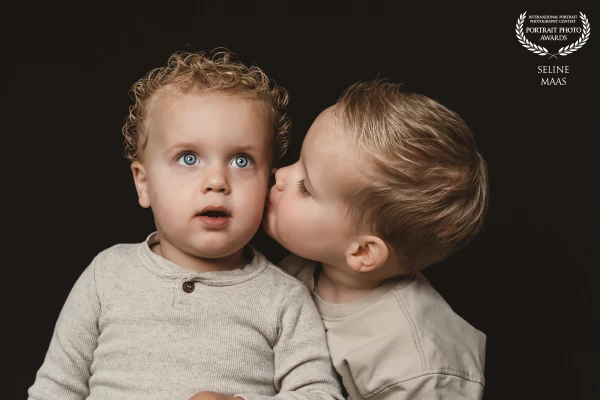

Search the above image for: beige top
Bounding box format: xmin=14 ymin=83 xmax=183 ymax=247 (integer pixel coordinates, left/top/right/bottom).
xmin=280 ymin=255 xmax=486 ymax=400
xmin=28 ymin=233 xmax=343 ymax=400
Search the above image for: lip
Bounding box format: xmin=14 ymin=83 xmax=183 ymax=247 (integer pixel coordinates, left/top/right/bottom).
xmin=198 ymin=205 xmax=231 ymax=216
xmin=196 ymin=205 xmax=231 ymax=228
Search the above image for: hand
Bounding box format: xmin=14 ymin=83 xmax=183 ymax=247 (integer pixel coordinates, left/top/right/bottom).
xmin=188 ymin=391 xmax=242 ymax=400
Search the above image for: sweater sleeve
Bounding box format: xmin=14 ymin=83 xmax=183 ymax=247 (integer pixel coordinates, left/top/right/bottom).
xmin=366 ymin=373 xmax=484 ymax=400
xmin=28 ymin=260 xmax=101 ymax=400
xmin=235 ymin=284 xmax=344 ymax=400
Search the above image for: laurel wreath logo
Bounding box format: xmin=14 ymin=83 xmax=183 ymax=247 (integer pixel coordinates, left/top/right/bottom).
xmin=515 ymin=11 xmax=591 ymax=58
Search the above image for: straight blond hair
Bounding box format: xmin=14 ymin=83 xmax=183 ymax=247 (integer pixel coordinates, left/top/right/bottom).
xmin=335 ymin=80 xmax=489 ymax=272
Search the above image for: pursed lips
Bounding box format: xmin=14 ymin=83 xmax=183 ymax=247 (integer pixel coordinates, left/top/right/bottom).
xmin=267 ymin=189 xmax=277 ymax=212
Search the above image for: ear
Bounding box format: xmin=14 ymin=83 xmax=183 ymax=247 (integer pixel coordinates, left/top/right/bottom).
xmin=131 ymin=161 xmax=151 ymax=208
xmin=345 ymin=236 xmax=390 ymax=273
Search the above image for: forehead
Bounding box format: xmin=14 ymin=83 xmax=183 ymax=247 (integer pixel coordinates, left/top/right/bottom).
xmin=303 ymin=107 xmax=344 ymax=152
xmin=302 ymin=107 xmax=364 ymax=195
xmin=146 ymin=89 xmax=273 ymax=146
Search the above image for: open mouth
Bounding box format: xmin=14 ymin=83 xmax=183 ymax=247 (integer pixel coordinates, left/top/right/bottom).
xmin=196 ymin=206 xmax=231 ymax=227
xmin=197 ymin=205 xmax=231 ymax=218
xmin=198 ymin=210 xmax=230 ymax=218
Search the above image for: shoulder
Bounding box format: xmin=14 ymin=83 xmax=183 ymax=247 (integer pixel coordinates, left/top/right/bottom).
xmin=393 ymin=273 xmax=486 ymax=385
xmin=275 ymin=253 xmax=318 ymax=288
xmin=94 ymin=242 xmax=140 ymax=262
xmin=62 ymin=242 xmax=144 ymax=306
xmin=85 ymin=242 xmax=145 ymax=282
xmin=90 ymin=242 xmax=141 ymax=268
xmin=256 ymin=252 xmax=312 ymax=292
xmin=247 ymin=251 xmax=319 ymax=313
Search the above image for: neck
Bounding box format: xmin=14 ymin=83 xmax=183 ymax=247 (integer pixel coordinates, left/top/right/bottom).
xmin=317 ymin=262 xmax=384 ymax=304
xmin=152 ymin=242 xmax=248 ymax=273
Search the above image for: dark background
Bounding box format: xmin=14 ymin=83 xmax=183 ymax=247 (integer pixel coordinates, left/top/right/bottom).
xmin=11 ymin=1 xmax=597 ymax=399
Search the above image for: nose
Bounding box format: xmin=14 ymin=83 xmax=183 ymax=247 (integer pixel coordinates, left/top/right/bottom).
xmin=202 ymin=167 xmax=231 ymax=194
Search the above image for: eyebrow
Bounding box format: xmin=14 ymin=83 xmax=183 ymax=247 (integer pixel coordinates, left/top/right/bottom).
xmin=166 ymin=142 xmax=199 ymax=155
xmin=166 ymin=142 xmax=259 ymax=155
xmin=230 ymin=143 xmax=259 ymax=154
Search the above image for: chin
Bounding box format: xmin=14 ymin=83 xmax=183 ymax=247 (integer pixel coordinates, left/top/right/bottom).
xmin=186 ymin=239 xmax=237 ymax=258
xmin=198 ymin=247 xmax=242 ymax=260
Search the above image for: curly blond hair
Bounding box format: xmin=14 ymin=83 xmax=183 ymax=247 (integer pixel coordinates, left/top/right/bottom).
xmin=334 ymin=80 xmax=489 ymax=273
xmin=122 ymin=49 xmax=290 ymax=162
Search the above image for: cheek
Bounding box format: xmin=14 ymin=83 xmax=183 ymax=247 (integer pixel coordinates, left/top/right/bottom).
xmin=148 ymin=174 xmax=192 ymax=215
xmin=149 ymin=189 xmax=185 ymax=222
xmin=236 ymin=177 xmax=269 ymax=218
xmin=276 ymin=196 xmax=313 ymax=234
xmin=273 ymin=205 xmax=326 ymax=259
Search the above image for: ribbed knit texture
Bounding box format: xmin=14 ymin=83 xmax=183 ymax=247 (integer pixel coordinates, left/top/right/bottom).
xmin=28 ymin=233 xmax=343 ymax=400
xmin=280 ymin=254 xmax=486 ymax=400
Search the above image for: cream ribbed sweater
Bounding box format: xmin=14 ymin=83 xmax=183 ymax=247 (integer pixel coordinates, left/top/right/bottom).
xmin=28 ymin=233 xmax=343 ymax=400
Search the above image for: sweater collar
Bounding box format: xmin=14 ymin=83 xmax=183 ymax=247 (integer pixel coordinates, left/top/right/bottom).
xmin=138 ymin=232 xmax=268 ymax=286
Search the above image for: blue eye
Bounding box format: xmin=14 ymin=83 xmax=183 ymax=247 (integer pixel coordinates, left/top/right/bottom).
xmin=178 ymin=153 xmax=198 ymax=166
xmin=232 ymin=155 xmax=252 ymax=168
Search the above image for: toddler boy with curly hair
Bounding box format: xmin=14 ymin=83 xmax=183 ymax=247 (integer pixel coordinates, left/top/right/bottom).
xmin=28 ymin=50 xmax=343 ymax=400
